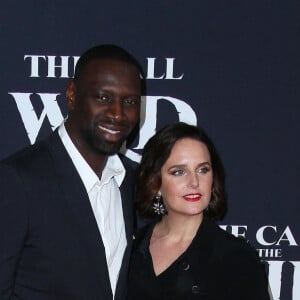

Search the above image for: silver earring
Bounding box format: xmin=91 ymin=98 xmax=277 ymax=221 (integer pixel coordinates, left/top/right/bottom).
xmin=152 ymin=194 xmax=166 ymax=215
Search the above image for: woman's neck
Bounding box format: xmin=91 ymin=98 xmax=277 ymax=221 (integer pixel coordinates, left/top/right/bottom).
xmin=153 ymin=213 xmax=203 ymax=243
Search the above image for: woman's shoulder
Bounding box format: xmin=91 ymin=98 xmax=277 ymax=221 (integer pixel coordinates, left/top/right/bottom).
xmin=204 ymin=220 xmax=260 ymax=263
xmin=211 ymin=223 xmax=265 ymax=275
xmin=204 ymin=221 xmax=270 ymax=299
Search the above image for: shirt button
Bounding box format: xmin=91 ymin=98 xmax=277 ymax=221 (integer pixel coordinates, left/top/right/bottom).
xmin=179 ymin=260 xmax=190 ymax=271
xmin=191 ymin=285 xmax=201 ymax=294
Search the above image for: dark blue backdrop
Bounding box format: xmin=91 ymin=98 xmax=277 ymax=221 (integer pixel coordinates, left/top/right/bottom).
xmin=1 ymin=1 xmax=299 ymax=299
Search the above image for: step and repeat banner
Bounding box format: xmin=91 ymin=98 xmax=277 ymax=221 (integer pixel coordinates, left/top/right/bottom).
xmin=1 ymin=1 xmax=299 ymax=299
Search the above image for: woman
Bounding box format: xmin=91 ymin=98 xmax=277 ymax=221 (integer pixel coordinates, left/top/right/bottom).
xmin=127 ymin=122 xmax=270 ymax=300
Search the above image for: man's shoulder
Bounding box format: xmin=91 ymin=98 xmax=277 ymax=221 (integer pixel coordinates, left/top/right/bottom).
xmin=118 ymin=153 xmax=138 ymax=180
xmin=0 ymin=131 xmax=60 ymax=170
xmin=118 ymin=153 xmax=138 ymax=171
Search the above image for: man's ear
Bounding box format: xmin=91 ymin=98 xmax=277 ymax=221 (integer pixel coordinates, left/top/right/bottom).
xmin=66 ymin=80 xmax=76 ymax=110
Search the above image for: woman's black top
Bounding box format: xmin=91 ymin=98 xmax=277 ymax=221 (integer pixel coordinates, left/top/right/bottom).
xmin=127 ymin=218 xmax=270 ymax=300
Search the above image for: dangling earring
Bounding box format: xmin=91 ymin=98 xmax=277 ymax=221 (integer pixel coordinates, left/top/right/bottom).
xmin=152 ymin=193 xmax=167 ymax=215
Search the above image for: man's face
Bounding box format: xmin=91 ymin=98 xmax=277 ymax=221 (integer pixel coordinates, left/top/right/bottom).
xmin=66 ymin=58 xmax=141 ymax=155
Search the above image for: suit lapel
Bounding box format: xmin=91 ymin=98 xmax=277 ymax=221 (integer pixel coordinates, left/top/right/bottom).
xmin=45 ymin=132 xmax=135 ymax=300
xmin=120 ymin=175 xmax=134 ymax=242
xmin=115 ymin=161 xmax=135 ymax=300
xmin=46 ymin=131 xmax=113 ymax=297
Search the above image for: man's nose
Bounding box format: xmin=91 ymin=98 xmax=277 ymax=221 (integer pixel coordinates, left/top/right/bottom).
xmin=106 ymin=100 xmax=124 ymax=121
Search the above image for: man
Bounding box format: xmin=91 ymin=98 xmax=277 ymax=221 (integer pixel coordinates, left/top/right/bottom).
xmin=0 ymin=44 xmax=143 ymax=300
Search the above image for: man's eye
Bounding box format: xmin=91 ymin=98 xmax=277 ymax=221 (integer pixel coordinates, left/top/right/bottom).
xmin=123 ymin=98 xmax=138 ymax=105
xmin=96 ymin=94 xmax=110 ymax=103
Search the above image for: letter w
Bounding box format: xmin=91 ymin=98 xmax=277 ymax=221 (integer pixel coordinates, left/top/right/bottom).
xmin=9 ymin=92 xmax=64 ymax=144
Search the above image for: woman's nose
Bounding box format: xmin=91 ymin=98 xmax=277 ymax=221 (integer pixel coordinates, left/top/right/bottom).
xmin=188 ymin=173 xmax=199 ymax=188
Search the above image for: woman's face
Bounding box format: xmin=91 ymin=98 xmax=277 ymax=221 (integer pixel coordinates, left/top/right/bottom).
xmin=159 ymin=138 xmax=213 ymax=219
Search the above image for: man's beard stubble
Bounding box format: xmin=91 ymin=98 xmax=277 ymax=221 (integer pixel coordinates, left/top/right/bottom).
xmin=84 ymin=124 xmax=128 ymax=156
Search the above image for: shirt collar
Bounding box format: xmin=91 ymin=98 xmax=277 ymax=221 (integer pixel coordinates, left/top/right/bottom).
xmin=58 ymin=123 xmax=125 ymax=193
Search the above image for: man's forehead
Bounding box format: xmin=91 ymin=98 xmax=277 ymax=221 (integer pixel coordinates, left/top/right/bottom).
xmin=75 ymin=59 xmax=141 ymax=92
xmin=78 ymin=59 xmax=138 ymax=80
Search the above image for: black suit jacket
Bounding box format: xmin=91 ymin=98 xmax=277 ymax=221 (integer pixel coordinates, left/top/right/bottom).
xmin=0 ymin=131 xmax=135 ymax=300
xmin=127 ymin=218 xmax=270 ymax=300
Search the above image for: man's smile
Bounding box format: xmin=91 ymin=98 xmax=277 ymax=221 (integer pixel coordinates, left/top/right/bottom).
xmin=98 ymin=125 xmax=121 ymax=135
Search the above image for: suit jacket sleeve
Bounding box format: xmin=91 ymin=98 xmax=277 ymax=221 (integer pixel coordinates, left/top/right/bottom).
xmin=0 ymin=163 xmax=28 ymax=299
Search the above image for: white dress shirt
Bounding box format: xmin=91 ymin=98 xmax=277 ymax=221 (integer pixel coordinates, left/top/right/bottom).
xmin=58 ymin=123 xmax=127 ymax=298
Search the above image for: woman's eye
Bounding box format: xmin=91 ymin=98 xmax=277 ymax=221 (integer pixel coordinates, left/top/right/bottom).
xmin=172 ymin=169 xmax=185 ymax=176
xmin=198 ymin=167 xmax=210 ymax=174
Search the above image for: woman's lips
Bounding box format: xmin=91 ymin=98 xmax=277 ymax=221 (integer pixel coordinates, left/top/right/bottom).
xmin=183 ymin=193 xmax=202 ymax=202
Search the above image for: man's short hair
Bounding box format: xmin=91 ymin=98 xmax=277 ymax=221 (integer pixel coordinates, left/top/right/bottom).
xmin=73 ymin=44 xmax=143 ymax=84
